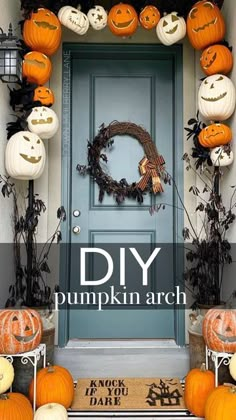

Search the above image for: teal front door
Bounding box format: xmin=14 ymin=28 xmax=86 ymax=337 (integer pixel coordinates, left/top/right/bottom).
xmin=60 ymin=44 xmax=184 ymax=345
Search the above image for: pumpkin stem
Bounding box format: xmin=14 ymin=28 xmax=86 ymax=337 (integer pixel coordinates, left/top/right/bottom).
xmin=0 ymin=374 xmax=3 ymax=380
xmin=47 ymin=364 xmax=55 ymax=373
xmin=200 ymin=363 xmax=207 ymax=372
xmin=0 ymin=394 xmax=9 ymax=400
xmin=229 ymin=386 xmax=236 ymax=394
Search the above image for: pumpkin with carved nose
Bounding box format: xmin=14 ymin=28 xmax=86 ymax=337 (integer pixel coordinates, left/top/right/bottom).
xmin=0 ymin=309 xmax=43 ymax=354
xmin=23 ymin=8 xmax=61 ymax=56
xmin=108 ymin=4 xmax=138 ymax=37
xmin=198 ymin=74 xmax=236 ymax=121
xmin=187 ymin=1 xmax=225 ymax=50
xmin=27 ymin=106 xmax=59 ymax=139
xmin=203 ymin=309 xmax=236 ymax=353
xmin=5 ymin=131 xmax=46 ymax=180
xmin=200 ymin=44 xmax=233 ymax=76
xmin=156 ymin=12 xmax=186 ymax=45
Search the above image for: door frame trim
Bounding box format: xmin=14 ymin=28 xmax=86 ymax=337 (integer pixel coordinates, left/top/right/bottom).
xmin=59 ymin=43 xmax=184 ymax=347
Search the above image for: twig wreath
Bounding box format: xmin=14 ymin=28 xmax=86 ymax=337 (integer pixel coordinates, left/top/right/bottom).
xmin=77 ymin=121 xmax=166 ymax=204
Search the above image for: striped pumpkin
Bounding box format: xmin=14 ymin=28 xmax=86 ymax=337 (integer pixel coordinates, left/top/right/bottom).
xmin=0 ymin=309 xmax=42 ymax=354
xmin=0 ymin=392 xmax=33 ymax=419
xmin=203 ymin=309 xmax=236 ymax=353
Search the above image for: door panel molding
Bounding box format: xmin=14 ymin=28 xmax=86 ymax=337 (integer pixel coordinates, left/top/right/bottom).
xmin=60 ymin=43 xmax=184 ymax=347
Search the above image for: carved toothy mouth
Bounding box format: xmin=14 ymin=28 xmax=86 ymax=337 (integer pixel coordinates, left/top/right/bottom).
xmin=68 ymin=17 xmax=85 ymax=28
xmin=14 ymin=331 xmax=37 ymax=343
xmin=24 ymin=59 xmax=46 ymax=68
xmin=34 ymin=20 xmax=58 ymax=30
xmin=204 ymin=53 xmax=217 ymax=69
xmin=215 ymin=332 xmax=236 ymax=343
xmin=31 ymin=117 xmax=53 ymax=125
xmin=166 ymin=24 xmax=178 ymax=34
xmin=193 ymin=18 xmax=217 ymax=33
xmin=201 ymin=92 xmax=227 ymax=102
xmin=111 ymin=18 xmax=135 ymax=29
xmin=20 ymin=154 xmax=42 ymax=164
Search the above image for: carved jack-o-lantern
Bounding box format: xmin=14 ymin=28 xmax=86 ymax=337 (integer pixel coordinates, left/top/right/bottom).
xmin=203 ymin=309 xmax=236 ymax=353
xmin=210 ymin=145 xmax=234 ymax=167
xmin=198 ymin=123 xmax=232 ymax=148
xmin=200 ymin=45 xmax=233 ymax=76
xmin=5 ymin=131 xmax=46 ymax=180
xmin=139 ymin=5 xmax=160 ymax=30
xmin=27 ymin=106 xmax=59 ymax=140
xmin=198 ymin=74 xmax=236 ymax=121
xmin=156 ymin=12 xmax=186 ymax=46
xmin=108 ymin=3 xmax=138 ymax=37
xmin=58 ymin=6 xmax=89 ymax=35
xmin=23 ymin=8 xmax=61 ymax=56
xmin=33 ymin=86 xmax=55 ymax=106
xmin=87 ymin=5 xmax=107 ymax=30
xmin=187 ymin=1 xmax=225 ymax=50
xmin=22 ymin=51 xmax=52 ymax=86
xmin=0 ymin=308 xmax=43 ymax=354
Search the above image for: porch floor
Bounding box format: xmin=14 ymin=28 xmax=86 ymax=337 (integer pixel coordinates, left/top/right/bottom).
xmin=55 ymin=346 xmax=201 ymax=419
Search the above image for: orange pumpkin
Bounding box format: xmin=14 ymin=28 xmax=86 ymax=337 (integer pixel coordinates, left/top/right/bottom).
xmin=203 ymin=309 xmax=236 ymax=353
xmin=0 ymin=309 xmax=42 ymax=354
xmin=139 ymin=5 xmax=160 ymax=30
xmin=200 ymin=44 xmax=233 ymax=76
xmin=22 ymin=51 xmax=52 ymax=85
xmin=187 ymin=1 xmax=226 ymax=50
xmin=23 ymin=8 xmax=61 ymax=56
xmin=198 ymin=123 xmax=232 ymax=148
xmin=108 ymin=3 xmax=138 ymax=37
xmin=0 ymin=392 xmax=33 ymax=419
xmin=33 ymin=86 xmax=55 ymax=106
xmin=184 ymin=363 xmax=215 ymax=417
xmin=205 ymin=385 xmax=236 ymax=420
xmin=29 ymin=365 xmax=74 ymax=408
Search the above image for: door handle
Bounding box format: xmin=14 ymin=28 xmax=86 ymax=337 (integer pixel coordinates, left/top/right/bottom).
xmin=72 ymin=226 xmax=81 ymax=234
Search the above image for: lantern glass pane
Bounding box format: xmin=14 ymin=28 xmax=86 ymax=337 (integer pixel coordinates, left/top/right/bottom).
xmin=0 ymin=48 xmax=21 ymax=82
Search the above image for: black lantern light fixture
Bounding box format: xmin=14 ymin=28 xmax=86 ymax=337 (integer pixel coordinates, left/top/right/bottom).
xmin=0 ymin=23 xmax=22 ymax=83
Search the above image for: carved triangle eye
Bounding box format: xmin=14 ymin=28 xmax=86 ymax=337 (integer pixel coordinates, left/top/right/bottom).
xmin=172 ymin=14 xmax=179 ymax=22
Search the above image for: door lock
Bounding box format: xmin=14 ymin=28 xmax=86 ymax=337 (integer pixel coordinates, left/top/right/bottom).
xmin=72 ymin=226 xmax=81 ymax=234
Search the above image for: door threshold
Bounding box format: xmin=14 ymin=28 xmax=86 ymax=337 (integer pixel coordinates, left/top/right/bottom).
xmin=66 ymin=339 xmax=179 ymax=349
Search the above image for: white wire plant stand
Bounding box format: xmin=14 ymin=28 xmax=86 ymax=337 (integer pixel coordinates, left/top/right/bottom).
xmin=0 ymin=343 xmax=46 ymax=412
xmin=206 ymin=346 xmax=233 ymax=387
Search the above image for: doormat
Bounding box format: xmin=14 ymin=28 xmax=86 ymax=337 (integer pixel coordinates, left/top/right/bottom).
xmin=71 ymin=378 xmax=186 ymax=411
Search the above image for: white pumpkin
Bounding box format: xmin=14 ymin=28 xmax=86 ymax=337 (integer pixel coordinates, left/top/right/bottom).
xmin=87 ymin=5 xmax=107 ymax=30
xmin=34 ymin=402 xmax=68 ymax=419
xmin=5 ymin=131 xmax=46 ymax=180
xmin=58 ymin=6 xmax=89 ymax=35
xmin=229 ymin=353 xmax=236 ymax=380
xmin=210 ymin=145 xmax=234 ymax=166
xmin=198 ymin=74 xmax=236 ymax=121
xmin=156 ymin=12 xmax=186 ymax=46
xmin=0 ymin=357 xmax=14 ymax=394
xmin=27 ymin=106 xmax=59 ymax=140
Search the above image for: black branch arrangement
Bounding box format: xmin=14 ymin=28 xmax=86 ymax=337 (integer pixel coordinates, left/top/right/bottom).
xmin=0 ymin=175 xmax=66 ymax=309
xmin=151 ymin=115 xmax=236 ymax=309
